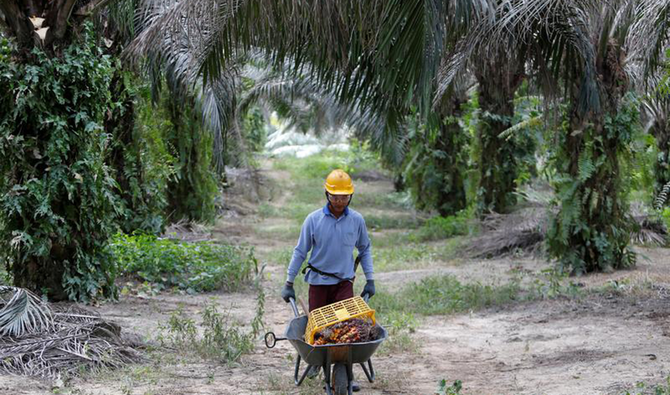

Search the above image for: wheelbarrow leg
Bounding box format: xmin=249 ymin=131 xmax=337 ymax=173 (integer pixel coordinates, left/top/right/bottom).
xmin=294 ymin=354 xmax=313 ymax=386
xmin=323 ymin=353 xmax=334 ymax=395
xmin=294 ymin=354 xmax=301 ymax=385
xmin=346 ymin=360 xmax=354 ymax=395
xmin=359 ymin=358 xmax=375 ymax=382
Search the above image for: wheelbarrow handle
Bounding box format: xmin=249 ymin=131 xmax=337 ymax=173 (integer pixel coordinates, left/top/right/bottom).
xmin=288 ymin=297 xmax=300 ymax=318
xmin=264 ymin=331 xmax=287 ymax=348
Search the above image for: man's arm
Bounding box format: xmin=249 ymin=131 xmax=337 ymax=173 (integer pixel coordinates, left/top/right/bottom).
xmin=356 ymin=217 xmax=374 ymax=281
xmin=286 ymin=216 xmax=313 ymax=283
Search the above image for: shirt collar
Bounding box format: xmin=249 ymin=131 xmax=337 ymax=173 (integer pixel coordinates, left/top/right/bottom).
xmin=323 ymin=204 xmax=349 ymax=217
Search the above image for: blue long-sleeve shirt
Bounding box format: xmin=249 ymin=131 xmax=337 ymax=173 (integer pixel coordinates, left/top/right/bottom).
xmin=286 ymin=205 xmax=374 ymax=285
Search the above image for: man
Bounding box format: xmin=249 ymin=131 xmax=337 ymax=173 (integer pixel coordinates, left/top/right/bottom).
xmin=281 ymin=169 xmax=375 ymax=392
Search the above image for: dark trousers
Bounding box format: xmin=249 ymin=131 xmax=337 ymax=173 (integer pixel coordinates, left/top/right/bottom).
xmin=308 ymin=281 xmax=354 ymax=312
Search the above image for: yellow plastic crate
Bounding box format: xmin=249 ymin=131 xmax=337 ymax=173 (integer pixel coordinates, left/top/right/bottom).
xmin=305 ymin=296 xmax=376 ymax=345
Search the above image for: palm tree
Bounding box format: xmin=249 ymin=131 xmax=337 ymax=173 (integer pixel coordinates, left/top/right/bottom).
xmin=469 ymin=0 xmax=670 ymax=273
xmin=403 ymin=83 xmax=471 ymax=216
xmin=127 ymin=0 xmax=497 ymax=220
xmin=0 ymin=3 xmax=138 ymax=300
xmin=641 ymin=76 xmax=670 ymax=207
xmin=437 ymin=1 xmax=541 ymax=215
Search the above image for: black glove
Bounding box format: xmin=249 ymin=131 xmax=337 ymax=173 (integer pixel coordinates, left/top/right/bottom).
xmin=361 ymin=280 xmax=375 ymax=298
xmin=281 ymin=282 xmax=295 ymax=303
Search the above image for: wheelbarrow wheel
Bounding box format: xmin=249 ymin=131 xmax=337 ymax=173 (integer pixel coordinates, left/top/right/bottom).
xmin=332 ymin=363 xmax=349 ymax=395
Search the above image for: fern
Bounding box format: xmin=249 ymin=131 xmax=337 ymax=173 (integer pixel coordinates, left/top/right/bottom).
xmin=655 ymin=181 xmax=670 ymax=209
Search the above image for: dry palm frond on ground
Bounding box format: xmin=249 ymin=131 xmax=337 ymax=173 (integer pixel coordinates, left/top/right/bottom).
xmin=466 ymin=202 xmax=668 ymax=259
xmin=0 ymin=286 xmax=142 ymax=379
xmin=164 ymin=219 xmax=213 ymax=242
xmin=465 ymin=207 xmax=549 ymax=259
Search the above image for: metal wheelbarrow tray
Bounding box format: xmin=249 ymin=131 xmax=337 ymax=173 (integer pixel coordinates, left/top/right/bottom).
xmin=265 ymin=298 xmax=387 ymax=395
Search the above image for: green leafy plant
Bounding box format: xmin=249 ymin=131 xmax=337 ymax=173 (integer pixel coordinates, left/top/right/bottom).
xmin=109 ymin=233 xmax=257 ymax=293
xmin=436 ymin=379 xmax=463 ymax=395
xmin=622 ymin=376 xmax=670 ymax=395
xmin=163 ymin=90 xmax=219 ymax=224
xmin=528 ymin=268 xmax=583 ymax=300
xmin=109 ymin=76 xmax=175 ymax=235
xmin=402 ymin=106 xmax=469 ymax=217
xmin=661 ymin=207 xmax=670 ymax=233
xmin=547 ymin=95 xmax=639 ymax=274
xmin=157 ymin=277 xmax=265 ymax=364
xmin=0 ymin=24 xmax=120 ymax=301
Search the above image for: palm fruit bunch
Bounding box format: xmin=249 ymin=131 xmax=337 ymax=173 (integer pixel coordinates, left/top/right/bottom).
xmin=312 ymin=317 xmax=378 ymax=345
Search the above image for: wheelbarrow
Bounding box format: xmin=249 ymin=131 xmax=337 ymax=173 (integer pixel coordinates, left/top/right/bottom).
xmin=264 ymin=296 xmax=387 ymax=395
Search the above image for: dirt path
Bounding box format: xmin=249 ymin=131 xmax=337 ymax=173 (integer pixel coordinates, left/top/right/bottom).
xmin=4 ymin=167 xmax=670 ymax=395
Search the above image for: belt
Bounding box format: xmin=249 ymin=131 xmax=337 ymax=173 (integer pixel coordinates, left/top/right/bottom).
xmin=302 ymin=256 xmax=362 ymax=282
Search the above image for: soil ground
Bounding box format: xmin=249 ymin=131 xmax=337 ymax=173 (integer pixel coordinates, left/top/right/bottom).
xmin=2 ymin=164 xmax=670 ymax=395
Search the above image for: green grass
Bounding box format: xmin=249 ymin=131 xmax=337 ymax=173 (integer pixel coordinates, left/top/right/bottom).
xmin=278 ymin=202 xmax=321 ymax=224
xmin=375 ymin=310 xmax=419 ymax=356
xmin=370 ymin=275 xmax=522 ymax=317
xmin=156 ymin=298 xmax=262 ymax=364
xmin=254 ymin=222 xmax=302 ymax=242
xmin=272 ymin=151 xmax=351 ymax=180
xmin=365 ymin=214 xmax=423 ymax=230
xmin=409 ymin=211 xmax=477 ymax=242
xmin=257 ymin=202 xmax=278 ymax=218
xmin=266 ymin=246 xmax=295 ymax=266
xmin=372 ymin=243 xmax=439 ymax=272
xmin=353 ymin=191 xmax=412 ymax=210
xmin=109 ymin=233 xmax=258 ymax=293
xmin=369 ymin=231 xmax=412 ymax=248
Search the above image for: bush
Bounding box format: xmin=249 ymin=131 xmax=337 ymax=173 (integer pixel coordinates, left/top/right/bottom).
xmin=109 ymin=233 xmax=257 ymax=293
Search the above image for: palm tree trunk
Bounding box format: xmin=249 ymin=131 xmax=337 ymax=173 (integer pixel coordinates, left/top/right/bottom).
xmin=165 ymin=94 xmax=218 ymax=223
xmin=474 ymin=55 xmax=525 ymax=214
xmin=434 ymin=93 xmax=467 ymax=216
xmin=548 ymin=42 xmax=636 ymax=274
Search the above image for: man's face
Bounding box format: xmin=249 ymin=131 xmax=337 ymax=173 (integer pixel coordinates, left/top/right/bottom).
xmin=327 ymin=193 xmax=351 ymax=211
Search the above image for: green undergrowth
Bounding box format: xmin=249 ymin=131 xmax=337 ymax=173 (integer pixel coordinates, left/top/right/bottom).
xmin=370 ymin=275 xmax=522 ymax=317
xmin=375 ymin=310 xmax=419 ymax=356
xmin=109 ymin=233 xmax=257 ymax=293
xmin=409 ymin=210 xmax=478 ymax=242
xmin=622 ymin=376 xmax=670 ymax=395
xmin=437 ymin=379 xmax=464 ymax=395
xmin=156 ymin=282 xmax=265 ymax=364
xmin=271 ymin=145 xmax=380 ymax=182
xmin=365 ymin=214 xmax=423 ymax=230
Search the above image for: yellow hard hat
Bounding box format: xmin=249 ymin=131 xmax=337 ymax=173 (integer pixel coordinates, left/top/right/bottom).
xmin=324 ymin=169 xmax=354 ymax=195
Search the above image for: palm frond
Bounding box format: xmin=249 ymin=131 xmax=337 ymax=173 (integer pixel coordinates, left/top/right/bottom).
xmin=107 ymin=0 xmax=141 ymax=44
xmin=498 ymin=116 xmax=543 ymax=140
xmin=235 ymin=64 xmax=406 ymax=164
xmin=0 ymin=294 xmax=142 ymax=379
xmin=0 ymin=286 xmax=53 ymax=337
xmin=128 ymin=0 xmax=494 ymax=120
xmin=627 ymin=0 xmax=670 ymax=82
xmin=656 ymin=181 xmax=670 ymax=209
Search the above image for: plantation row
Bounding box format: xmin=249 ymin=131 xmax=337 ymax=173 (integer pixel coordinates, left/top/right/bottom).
xmin=2 ymin=2 xmax=670 ymax=303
